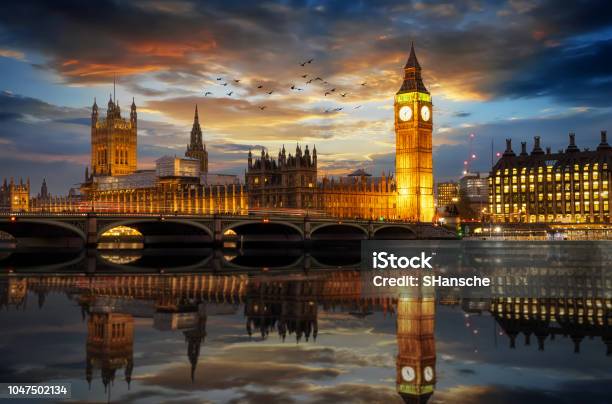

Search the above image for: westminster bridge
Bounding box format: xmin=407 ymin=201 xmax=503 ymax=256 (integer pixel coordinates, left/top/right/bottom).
xmin=0 ymin=212 xmax=455 ymax=248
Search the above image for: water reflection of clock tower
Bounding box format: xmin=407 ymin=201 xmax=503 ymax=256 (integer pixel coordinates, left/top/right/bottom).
xmin=396 ymin=296 xmax=436 ymax=403
xmin=394 ymin=43 xmax=434 ymax=222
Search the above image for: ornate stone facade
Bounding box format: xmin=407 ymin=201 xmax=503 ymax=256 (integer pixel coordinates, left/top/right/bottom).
xmin=394 ymin=43 xmax=434 ymax=222
xmin=0 ymin=177 xmax=30 ymax=212
xmin=245 ymin=145 xmax=317 ymax=210
xmin=185 ymin=105 xmax=208 ymax=173
xmin=91 ymin=95 xmax=137 ymax=177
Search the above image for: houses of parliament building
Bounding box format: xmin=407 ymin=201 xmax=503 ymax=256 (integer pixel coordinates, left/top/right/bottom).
xmin=4 ymin=45 xmax=436 ymax=222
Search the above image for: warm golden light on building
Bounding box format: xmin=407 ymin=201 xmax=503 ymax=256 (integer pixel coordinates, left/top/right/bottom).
xmin=490 ymin=133 xmax=612 ymax=224
xmin=394 ymin=43 xmax=434 ymax=222
xmin=91 ymin=94 xmax=137 ymax=177
xmin=14 ymin=45 xmax=436 ymax=223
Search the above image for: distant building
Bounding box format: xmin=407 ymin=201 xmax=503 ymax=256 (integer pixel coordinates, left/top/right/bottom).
xmin=458 ymin=172 xmax=488 ymax=219
xmin=184 ymin=105 xmax=208 ymax=173
xmin=38 ymin=178 xmax=49 ymax=200
xmin=156 ymin=156 xmax=201 ymax=179
xmin=435 ymin=182 xmax=458 ymax=208
xmin=459 ymin=172 xmax=488 ymax=204
xmin=0 ymin=177 xmax=30 ymax=212
xmin=489 ymin=132 xmax=612 ymax=223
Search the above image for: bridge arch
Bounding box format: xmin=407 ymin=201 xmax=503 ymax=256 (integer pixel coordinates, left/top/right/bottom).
xmin=223 ymin=220 xmax=304 ymax=242
xmin=372 ymin=225 xmax=417 ymax=240
xmin=0 ymin=219 xmax=87 ymax=241
xmin=97 ymin=218 xmax=213 ymax=243
xmin=310 ymin=222 xmax=368 ymax=240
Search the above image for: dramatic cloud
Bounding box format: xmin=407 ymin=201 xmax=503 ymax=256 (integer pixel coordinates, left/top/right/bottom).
xmin=0 ymin=0 xmax=611 ymax=190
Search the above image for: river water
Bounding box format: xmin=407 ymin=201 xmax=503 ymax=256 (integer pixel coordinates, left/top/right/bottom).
xmin=0 ymin=242 xmax=610 ymax=403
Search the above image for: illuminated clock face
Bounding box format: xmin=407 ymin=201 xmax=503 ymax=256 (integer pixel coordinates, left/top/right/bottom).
xmin=398 ymin=106 xmax=412 ymax=122
xmin=401 ymin=366 xmax=415 ymax=382
xmin=424 ymin=366 xmax=434 ymax=382
xmin=421 ymin=105 xmax=431 ymax=122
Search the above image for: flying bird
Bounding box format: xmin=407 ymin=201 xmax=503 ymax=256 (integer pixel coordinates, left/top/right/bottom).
xmin=340 ymin=93 xmax=347 ymax=97
xmin=306 ymin=79 xmax=313 ymax=84
xmin=227 ymin=91 xmax=233 ymax=96
xmin=314 ymin=77 xmax=323 ymax=81
xmin=204 ymin=91 xmax=212 ymax=96
xmin=361 ymin=82 xmax=367 ymax=86
xmin=307 ymin=58 xmax=313 ymax=64
xmin=259 ymin=106 xmax=267 ymax=110
xmin=267 ymin=90 xmax=274 ymax=95
xmin=216 ymin=77 xmax=223 ymax=81
xmin=234 ymin=79 xmax=241 ymax=83
xmin=354 ymin=105 xmax=362 ymax=109
xmin=257 ymin=85 xmax=263 ymax=89
xmin=221 ymin=82 xmax=228 ymax=86
xmin=301 ymin=74 xmax=308 ymax=78
xmin=324 ymin=91 xmax=331 ymax=96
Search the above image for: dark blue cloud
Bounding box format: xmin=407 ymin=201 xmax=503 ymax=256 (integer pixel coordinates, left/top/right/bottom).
xmin=498 ymin=39 xmax=612 ymax=106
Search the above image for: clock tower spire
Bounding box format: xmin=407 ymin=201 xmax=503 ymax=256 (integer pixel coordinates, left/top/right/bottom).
xmin=394 ymin=43 xmax=434 ymax=222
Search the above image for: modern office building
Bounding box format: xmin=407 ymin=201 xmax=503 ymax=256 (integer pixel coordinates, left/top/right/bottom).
xmin=435 ymin=182 xmax=458 ymax=208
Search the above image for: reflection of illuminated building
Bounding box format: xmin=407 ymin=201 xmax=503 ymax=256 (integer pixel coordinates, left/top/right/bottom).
xmin=491 ymin=297 xmax=612 ymax=355
xmin=86 ymin=312 xmax=134 ymax=390
xmin=396 ymin=296 xmax=436 ymax=403
xmin=245 ymin=279 xmax=318 ymax=342
xmin=183 ymin=305 xmax=207 ymax=382
xmin=0 ymin=278 xmax=28 ymax=309
xmin=490 ymin=133 xmax=612 ymax=223
xmin=99 ymin=253 xmax=143 ymax=265
xmin=153 ymin=302 xmax=208 ymax=382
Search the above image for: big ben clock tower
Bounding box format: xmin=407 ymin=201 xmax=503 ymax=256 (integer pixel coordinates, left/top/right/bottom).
xmin=394 ymin=43 xmax=434 ymax=222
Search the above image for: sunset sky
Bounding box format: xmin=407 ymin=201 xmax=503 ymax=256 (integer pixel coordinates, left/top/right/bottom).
xmin=0 ymin=0 xmax=611 ymax=194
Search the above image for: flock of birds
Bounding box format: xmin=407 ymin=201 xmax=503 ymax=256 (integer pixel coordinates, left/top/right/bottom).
xmin=203 ymin=58 xmax=366 ymax=114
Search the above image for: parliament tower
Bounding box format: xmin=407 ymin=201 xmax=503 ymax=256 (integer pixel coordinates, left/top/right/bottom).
xmin=185 ymin=105 xmax=208 ymax=173
xmin=394 ymin=43 xmax=434 ymax=222
xmin=91 ymin=93 xmax=137 ymax=177
xmin=396 ymin=294 xmax=436 ymax=403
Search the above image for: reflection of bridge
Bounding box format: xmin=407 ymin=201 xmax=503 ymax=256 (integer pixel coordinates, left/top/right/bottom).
xmin=0 ymin=213 xmax=454 ymax=248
